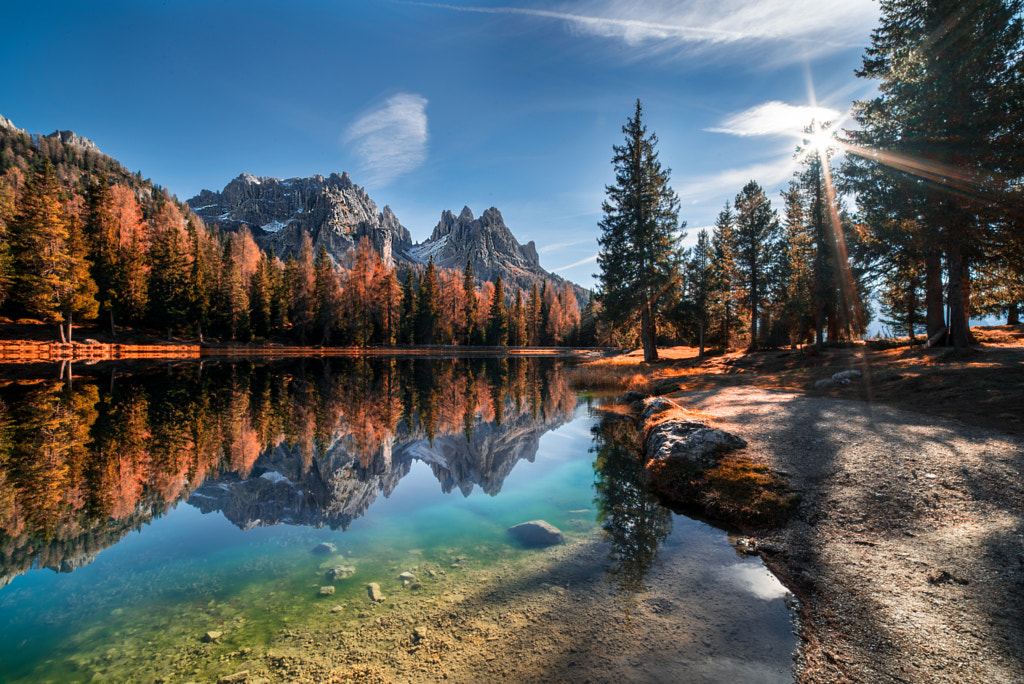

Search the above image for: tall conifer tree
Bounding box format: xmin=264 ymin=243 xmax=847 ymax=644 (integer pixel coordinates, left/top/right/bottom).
xmin=596 ymin=100 xmax=684 ymax=362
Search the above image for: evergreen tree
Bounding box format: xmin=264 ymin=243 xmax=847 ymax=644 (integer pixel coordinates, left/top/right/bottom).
xmin=415 ymin=257 xmax=441 ymax=344
xmin=686 ymin=229 xmax=714 ymax=358
xmin=400 ymin=269 xmax=416 ymax=344
xmin=596 ymin=100 xmax=684 ymax=362
xmin=84 ymin=178 xmax=119 ymax=335
xmin=11 ymin=160 xmax=98 ymax=341
xmin=733 ymin=180 xmax=780 ymax=350
xmin=313 ymin=246 xmax=342 ymax=344
xmin=527 ymin=283 xmax=541 ymax=346
xmin=462 ymin=260 xmax=477 ymax=345
xmin=287 ymin=236 xmax=316 ymax=344
xmin=509 ymin=288 xmax=527 ymax=346
xmin=248 ymin=254 xmax=272 ymax=339
xmin=147 ymin=201 xmax=192 ymax=337
xmin=779 ymin=182 xmax=815 ymax=346
xmin=845 ymin=0 xmax=1024 ymax=347
xmin=487 ymin=275 xmax=508 ymax=346
xmin=709 ymin=202 xmax=740 ymax=350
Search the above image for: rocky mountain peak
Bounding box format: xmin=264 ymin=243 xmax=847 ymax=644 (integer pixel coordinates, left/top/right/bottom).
xmin=45 ymin=129 xmax=101 ymax=154
xmin=188 ymin=174 xmax=587 ymax=303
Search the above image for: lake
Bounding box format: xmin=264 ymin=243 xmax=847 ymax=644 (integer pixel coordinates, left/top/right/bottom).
xmin=0 ymin=357 xmax=796 ymax=683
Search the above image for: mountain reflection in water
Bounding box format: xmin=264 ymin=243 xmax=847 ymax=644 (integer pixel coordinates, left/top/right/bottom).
xmin=0 ymin=357 xmax=576 ymax=589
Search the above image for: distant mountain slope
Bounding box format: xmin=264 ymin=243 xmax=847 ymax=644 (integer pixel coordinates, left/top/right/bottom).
xmin=187 ymin=173 xmax=588 ymax=301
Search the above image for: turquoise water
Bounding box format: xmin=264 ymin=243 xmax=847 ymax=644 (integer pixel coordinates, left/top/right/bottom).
xmin=0 ymin=359 xmax=796 ymax=683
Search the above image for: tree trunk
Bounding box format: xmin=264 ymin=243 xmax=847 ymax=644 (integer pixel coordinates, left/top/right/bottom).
xmin=1009 ymin=304 xmax=1020 ymax=326
xmin=198 ymin=320 xmax=204 ymax=344
xmin=640 ymin=301 xmax=658 ymax=362
xmin=66 ymin=312 xmax=73 ymax=344
xmin=946 ymin=243 xmax=971 ymax=348
xmin=698 ymin=321 xmax=705 ymax=360
xmin=58 ymin=320 xmax=67 ymax=344
xmin=925 ymin=251 xmax=944 ymax=340
xmin=109 ymin=309 xmax=117 ymax=338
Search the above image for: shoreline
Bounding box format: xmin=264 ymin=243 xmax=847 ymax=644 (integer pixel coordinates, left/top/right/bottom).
xmin=0 ymin=340 xmax=613 ymax=364
xmin=672 ymin=385 xmax=1024 ymax=683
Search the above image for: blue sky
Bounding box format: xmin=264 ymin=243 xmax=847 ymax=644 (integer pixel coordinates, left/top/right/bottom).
xmin=1 ymin=0 xmax=880 ymax=289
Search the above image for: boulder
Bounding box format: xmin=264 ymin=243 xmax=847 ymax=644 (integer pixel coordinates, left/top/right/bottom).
xmin=319 ymin=586 xmax=336 ymax=596
xmin=202 ymin=631 xmax=223 ymax=643
xmin=312 ymin=542 xmax=337 ymax=555
xmin=645 ymin=420 xmax=746 ymax=470
xmin=507 ymin=520 xmax=564 ymax=547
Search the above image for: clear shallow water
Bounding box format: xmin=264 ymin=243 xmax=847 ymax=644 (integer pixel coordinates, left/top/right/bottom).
xmin=0 ymin=358 xmax=796 ymax=683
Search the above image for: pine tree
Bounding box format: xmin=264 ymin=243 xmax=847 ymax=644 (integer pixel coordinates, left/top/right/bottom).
xmin=733 ymin=180 xmax=780 ymax=350
xmin=400 ymin=269 xmax=416 ymax=344
xmin=709 ymin=202 xmax=740 ymax=350
xmin=147 ymin=201 xmax=192 ymax=337
xmin=527 ymin=283 xmax=541 ymax=346
xmin=596 ymin=100 xmax=684 ymax=362
xmin=686 ymin=229 xmax=714 ymax=358
xmin=415 ymin=257 xmax=441 ymax=344
xmin=779 ymin=182 xmax=815 ymax=346
xmin=462 ymin=260 xmax=477 ymax=345
xmin=487 ymin=275 xmax=508 ymax=346
xmin=11 ymin=160 xmax=98 ymax=341
xmin=288 ymin=236 xmax=316 ymax=344
xmin=509 ymin=289 xmax=527 ymax=346
xmin=846 ymin=0 xmax=1024 ymax=347
xmin=313 ymin=246 xmax=342 ymax=344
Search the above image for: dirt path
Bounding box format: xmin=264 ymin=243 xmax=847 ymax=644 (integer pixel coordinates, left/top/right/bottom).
xmin=681 ymin=385 xmax=1024 ymax=683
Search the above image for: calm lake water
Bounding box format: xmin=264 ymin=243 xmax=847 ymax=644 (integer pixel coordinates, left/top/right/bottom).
xmin=0 ymin=358 xmax=796 ymax=683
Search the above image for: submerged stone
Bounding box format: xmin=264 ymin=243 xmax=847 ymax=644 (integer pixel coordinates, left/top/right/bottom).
xmin=367 ymin=583 xmax=386 ymax=602
xmin=319 ymin=586 xmax=336 ymax=596
xmin=508 ymin=520 xmax=564 ymax=547
xmin=312 ymin=542 xmax=337 ymax=555
xmin=201 ymin=630 xmax=223 ymax=643
xmin=328 ymin=565 xmax=356 ymax=580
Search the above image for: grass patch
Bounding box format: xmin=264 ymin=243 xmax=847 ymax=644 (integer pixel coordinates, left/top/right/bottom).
xmin=646 ymin=453 xmax=799 ymax=528
xmin=566 ymin=364 xmax=653 ymax=393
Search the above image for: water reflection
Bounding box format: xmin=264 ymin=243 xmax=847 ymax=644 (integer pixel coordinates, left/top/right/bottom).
xmin=0 ymin=357 xmax=577 ymax=589
xmin=592 ymin=411 xmax=672 ymax=615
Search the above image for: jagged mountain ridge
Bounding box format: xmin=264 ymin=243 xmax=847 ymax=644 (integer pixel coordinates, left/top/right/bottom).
xmin=187 ymin=403 xmax=571 ymax=531
xmin=187 ymin=173 xmax=586 ymax=300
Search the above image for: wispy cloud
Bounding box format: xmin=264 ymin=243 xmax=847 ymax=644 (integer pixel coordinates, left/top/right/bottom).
xmin=414 ymin=1 xmax=878 ymax=60
xmin=538 ymin=238 xmax=592 ymax=253
xmin=708 ymin=101 xmax=843 ymax=138
xmin=679 ymin=158 xmax=799 ymax=203
xmin=344 ymin=93 xmax=429 ymax=185
xmin=553 ymin=253 xmax=598 ymax=272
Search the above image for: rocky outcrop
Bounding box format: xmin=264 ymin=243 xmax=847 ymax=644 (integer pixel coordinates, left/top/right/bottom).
xmin=45 ymin=130 xmax=101 ymax=154
xmin=187 ymin=174 xmax=588 ymax=303
xmin=641 ymin=396 xmax=747 ymax=470
xmin=187 ymin=172 xmax=413 ymax=268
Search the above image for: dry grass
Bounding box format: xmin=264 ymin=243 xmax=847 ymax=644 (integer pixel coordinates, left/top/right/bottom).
xmin=645 ymin=447 xmax=798 ymax=528
xmin=566 ymin=364 xmax=653 ymax=393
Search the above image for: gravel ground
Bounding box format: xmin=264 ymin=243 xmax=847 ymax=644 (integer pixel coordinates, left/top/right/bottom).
xmin=682 ymin=385 xmax=1024 ymax=683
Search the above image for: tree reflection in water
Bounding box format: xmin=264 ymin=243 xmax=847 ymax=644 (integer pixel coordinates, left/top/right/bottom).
xmin=0 ymin=357 xmax=578 ymax=589
xmin=592 ymin=410 xmax=672 ymax=622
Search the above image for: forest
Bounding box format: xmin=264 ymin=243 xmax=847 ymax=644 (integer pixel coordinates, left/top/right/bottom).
xmin=597 ymin=1 xmax=1023 ymax=359
xmin=0 ymin=124 xmax=586 ymax=348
